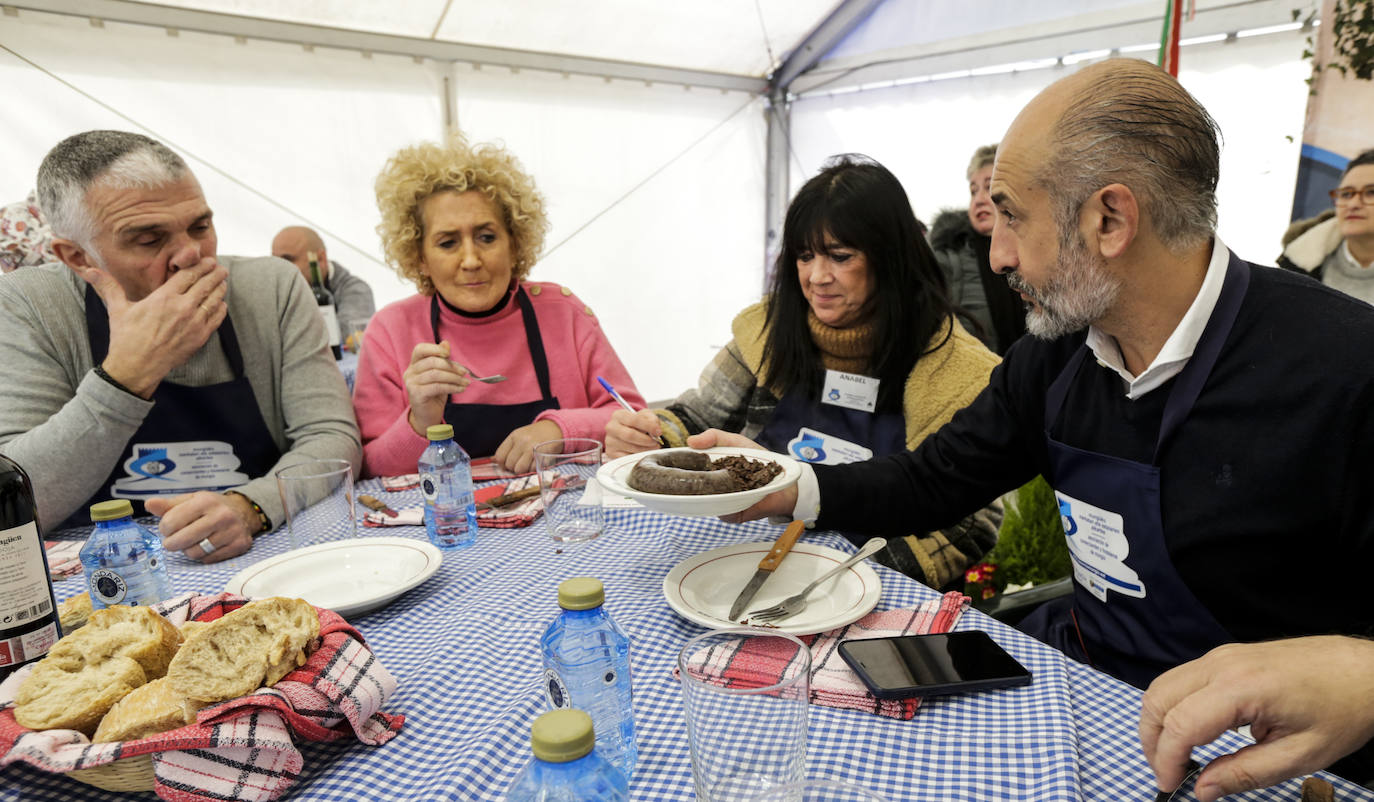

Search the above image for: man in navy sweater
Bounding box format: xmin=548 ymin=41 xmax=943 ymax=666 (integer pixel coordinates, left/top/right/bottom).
xmin=702 ymin=57 xmax=1374 ymax=788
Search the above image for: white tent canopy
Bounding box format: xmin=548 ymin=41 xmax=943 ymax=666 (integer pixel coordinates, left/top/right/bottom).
xmin=0 ymin=0 xmax=1320 ymax=401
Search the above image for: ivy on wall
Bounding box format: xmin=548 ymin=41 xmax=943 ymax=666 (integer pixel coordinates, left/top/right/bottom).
xmin=1297 ymin=0 xmax=1374 ymax=88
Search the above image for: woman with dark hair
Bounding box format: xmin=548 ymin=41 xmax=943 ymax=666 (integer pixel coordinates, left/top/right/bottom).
xmin=606 ymin=155 xmax=1001 ymax=589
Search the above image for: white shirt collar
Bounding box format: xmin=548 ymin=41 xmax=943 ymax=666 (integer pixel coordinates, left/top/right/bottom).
xmin=1084 ymin=237 xmax=1230 ymax=400
xmin=1340 ymin=239 xmax=1374 ymax=271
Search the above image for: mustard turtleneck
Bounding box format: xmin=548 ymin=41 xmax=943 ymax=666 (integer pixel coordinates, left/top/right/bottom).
xmin=805 ymin=310 xmax=875 ymax=375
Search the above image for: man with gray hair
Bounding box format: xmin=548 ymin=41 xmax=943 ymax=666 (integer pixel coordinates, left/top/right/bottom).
xmin=0 ymin=130 xmax=359 ymax=563
xmin=703 ymin=59 xmax=1374 ymax=785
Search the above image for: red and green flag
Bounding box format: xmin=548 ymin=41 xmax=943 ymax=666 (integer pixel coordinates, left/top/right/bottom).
xmin=1158 ymin=0 xmax=1196 ymax=76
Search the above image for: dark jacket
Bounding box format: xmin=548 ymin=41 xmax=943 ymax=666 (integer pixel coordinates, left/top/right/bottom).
xmin=928 ymin=210 xmax=1026 ymax=355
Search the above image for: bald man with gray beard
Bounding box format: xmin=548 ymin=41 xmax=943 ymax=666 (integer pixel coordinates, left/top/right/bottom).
xmin=271 ymin=225 xmax=376 ymax=335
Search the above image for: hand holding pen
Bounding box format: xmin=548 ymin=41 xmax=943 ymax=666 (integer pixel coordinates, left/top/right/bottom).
xmin=598 ymin=376 xmax=669 ymax=451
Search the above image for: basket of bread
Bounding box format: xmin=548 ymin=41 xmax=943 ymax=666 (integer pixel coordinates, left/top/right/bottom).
xmin=0 ymin=592 xmax=403 ymax=800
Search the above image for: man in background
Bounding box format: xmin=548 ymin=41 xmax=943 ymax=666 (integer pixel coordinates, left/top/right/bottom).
xmin=271 ymin=224 xmax=376 ymax=332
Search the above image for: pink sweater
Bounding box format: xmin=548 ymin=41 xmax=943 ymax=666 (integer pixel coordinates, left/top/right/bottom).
xmin=353 ymin=281 xmax=645 ymax=477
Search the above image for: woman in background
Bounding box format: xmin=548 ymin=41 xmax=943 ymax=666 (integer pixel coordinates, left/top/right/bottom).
xmin=355 ymin=134 xmax=644 ymax=476
xmin=606 ymin=155 xmax=1001 ymax=589
xmin=1278 ymin=148 xmax=1374 ymax=303
xmin=928 ymin=143 xmax=1026 ymax=355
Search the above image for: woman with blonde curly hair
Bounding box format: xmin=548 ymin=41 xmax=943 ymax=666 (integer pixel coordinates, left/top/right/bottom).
xmin=353 ymin=134 xmax=645 ymax=475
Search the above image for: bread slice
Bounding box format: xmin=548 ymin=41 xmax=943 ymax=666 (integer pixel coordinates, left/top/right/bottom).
xmin=14 ymin=654 xmax=146 ymax=734
xmin=167 ymin=598 xmax=319 ymax=703
xmin=50 ymin=605 xmax=182 ymax=680
xmin=93 ymin=677 xmax=204 ymax=743
xmin=178 ymin=620 xmax=212 ymax=640
xmin=58 ymin=593 xmax=92 ymax=632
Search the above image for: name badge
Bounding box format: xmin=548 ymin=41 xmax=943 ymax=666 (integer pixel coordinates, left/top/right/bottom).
xmin=111 ymin=440 xmax=249 ymax=498
xmin=820 ymin=370 xmax=879 ymax=413
xmin=1055 ymin=491 xmax=1147 ymax=603
xmin=787 ymin=427 xmax=873 ymax=465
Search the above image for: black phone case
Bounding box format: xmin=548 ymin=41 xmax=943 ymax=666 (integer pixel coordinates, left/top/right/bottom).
xmin=837 ymin=633 xmax=1033 ymax=700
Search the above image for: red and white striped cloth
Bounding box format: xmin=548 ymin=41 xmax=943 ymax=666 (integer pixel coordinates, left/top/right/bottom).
xmin=366 ymin=474 xmax=571 ymax=530
xmin=0 ymin=592 xmax=403 ymax=801
xmin=379 ymin=458 xmax=533 ymax=492
xmin=679 ymin=591 xmax=970 ymax=720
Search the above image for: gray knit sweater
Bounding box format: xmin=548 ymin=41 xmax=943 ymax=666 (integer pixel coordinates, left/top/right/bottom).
xmin=0 ymin=257 xmax=360 ymax=530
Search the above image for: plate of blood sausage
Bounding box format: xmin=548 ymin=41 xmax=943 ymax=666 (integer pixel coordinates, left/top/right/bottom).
xmin=596 ymin=447 xmax=802 ymax=517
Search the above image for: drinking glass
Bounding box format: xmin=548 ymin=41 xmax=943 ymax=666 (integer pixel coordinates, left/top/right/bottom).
xmin=532 ymin=438 xmax=604 ymax=544
xmin=275 ymin=459 xmax=356 ymax=550
xmin=678 ymin=629 xmax=810 ymax=800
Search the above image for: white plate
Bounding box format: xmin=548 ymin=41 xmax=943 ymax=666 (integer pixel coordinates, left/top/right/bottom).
xmin=597 ymin=447 xmax=801 ymax=517
xmin=663 ymin=542 xmax=881 ymax=635
xmin=224 ymin=537 xmax=442 ymax=618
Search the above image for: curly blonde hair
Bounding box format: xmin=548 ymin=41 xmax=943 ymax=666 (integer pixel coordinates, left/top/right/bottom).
xmin=374 ymin=133 xmax=549 ymax=294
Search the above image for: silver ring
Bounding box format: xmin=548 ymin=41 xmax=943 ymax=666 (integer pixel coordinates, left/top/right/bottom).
xmin=198 ymin=537 xmax=216 ymax=555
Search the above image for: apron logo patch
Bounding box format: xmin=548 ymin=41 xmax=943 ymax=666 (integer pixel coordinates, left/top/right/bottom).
xmin=111 ymin=441 xmax=249 ymax=498
xmin=787 ymin=427 xmax=873 ymax=466
xmin=1055 ymin=492 xmax=1146 ymax=602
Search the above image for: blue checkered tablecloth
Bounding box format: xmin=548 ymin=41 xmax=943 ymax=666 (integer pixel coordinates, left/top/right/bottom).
xmin=5 ymin=480 xmax=1372 ymax=801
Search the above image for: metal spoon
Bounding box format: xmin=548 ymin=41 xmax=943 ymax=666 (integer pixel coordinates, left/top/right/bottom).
xmin=459 ymin=366 xmax=507 ymax=384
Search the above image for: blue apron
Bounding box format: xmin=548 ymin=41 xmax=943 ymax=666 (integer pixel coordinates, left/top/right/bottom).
xmin=431 ymin=286 xmax=560 ymax=458
xmin=757 ymin=379 xmax=907 ymax=464
xmin=82 ymin=284 xmax=283 ymax=520
xmin=1019 ymin=254 xmax=1248 ymax=689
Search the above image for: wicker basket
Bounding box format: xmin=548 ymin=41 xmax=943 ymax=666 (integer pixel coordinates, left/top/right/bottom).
xmin=66 ymin=753 xmax=155 ymax=792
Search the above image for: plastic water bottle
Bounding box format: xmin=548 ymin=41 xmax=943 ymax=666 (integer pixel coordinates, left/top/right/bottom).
xmin=540 ymin=577 xmax=636 ymax=779
xmin=419 ymin=423 xmax=477 ymax=549
xmin=80 ymin=500 xmax=172 ymax=610
xmin=505 ymin=709 xmax=628 ymax=801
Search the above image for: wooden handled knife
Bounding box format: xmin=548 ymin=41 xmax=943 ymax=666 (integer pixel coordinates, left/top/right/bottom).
xmin=727 ymin=519 xmax=806 ymax=621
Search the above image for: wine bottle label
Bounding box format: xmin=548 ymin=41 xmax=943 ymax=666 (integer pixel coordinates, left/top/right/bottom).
xmin=319 ymin=304 xmax=342 ymax=347
xmin=0 ymin=520 xmax=51 ymax=631
xmin=0 ymin=622 xmax=58 ymax=669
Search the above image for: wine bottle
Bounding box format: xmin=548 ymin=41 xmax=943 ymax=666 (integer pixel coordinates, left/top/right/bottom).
xmin=309 ymin=251 xmax=343 ymax=360
xmin=0 ymin=454 xmax=61 ymax=682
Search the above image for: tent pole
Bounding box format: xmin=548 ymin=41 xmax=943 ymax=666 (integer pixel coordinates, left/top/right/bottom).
xmin=762 ymin=0 xmax=884 ymax=290
xmin=763 ymin=86 xmax=790 ymax=291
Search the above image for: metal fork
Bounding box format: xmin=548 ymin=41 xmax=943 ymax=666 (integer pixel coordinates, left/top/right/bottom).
xmin=748 ymin=537 xmax=887 ymax=623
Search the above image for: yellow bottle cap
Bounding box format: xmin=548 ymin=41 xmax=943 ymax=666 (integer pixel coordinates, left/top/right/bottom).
xmin=90 ymin=499 xmax=134 ymax=522
xmin=426 ymin=424 xmax=454 ymax=441
xmin=530 ymin=709 xmax=595 ymax=763
xmin=557 ymin=577 xmax=605 ymax=610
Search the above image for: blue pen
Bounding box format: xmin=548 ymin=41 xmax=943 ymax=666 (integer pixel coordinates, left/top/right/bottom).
xmin=598 ymin=376 xmax=668 ymax=448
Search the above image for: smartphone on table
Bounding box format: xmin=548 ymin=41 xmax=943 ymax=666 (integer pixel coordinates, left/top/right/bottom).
xmin=837 ymin=631 xmax=1032 ymax=699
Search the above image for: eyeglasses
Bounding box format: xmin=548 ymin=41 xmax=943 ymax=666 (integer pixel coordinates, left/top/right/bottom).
xmin=1330 ymin=185 xmax=1374 ymax=205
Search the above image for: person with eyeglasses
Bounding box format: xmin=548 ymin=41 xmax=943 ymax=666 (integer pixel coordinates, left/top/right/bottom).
xmin=1278 ymin=149 xmax=1374 ymax=302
